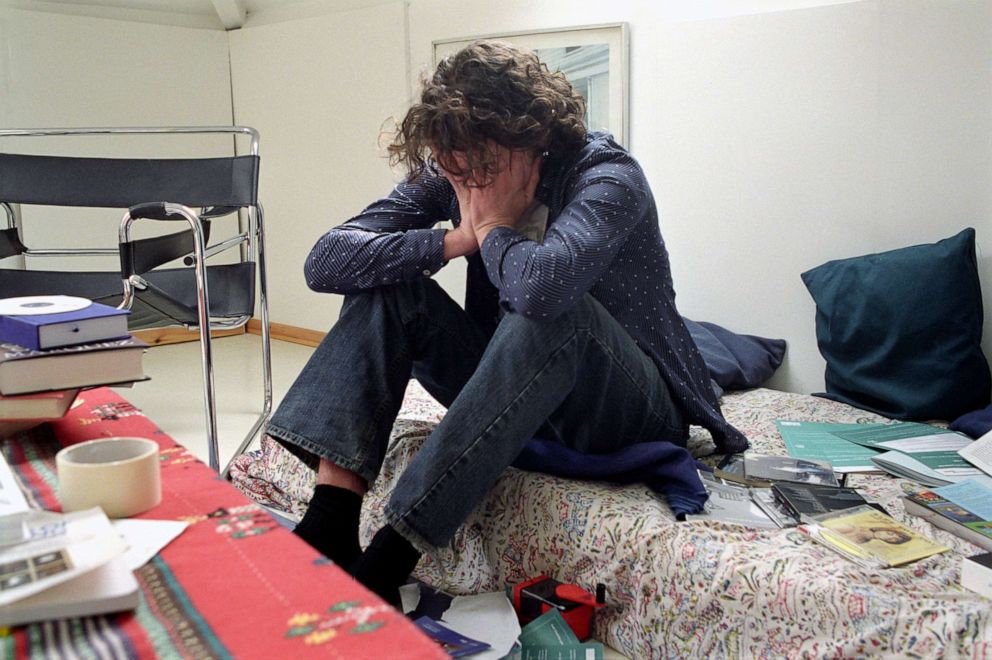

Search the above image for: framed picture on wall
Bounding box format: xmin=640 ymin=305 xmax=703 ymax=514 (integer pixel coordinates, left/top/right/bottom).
xmin=433 ymin=23 xmax=630 ymax=147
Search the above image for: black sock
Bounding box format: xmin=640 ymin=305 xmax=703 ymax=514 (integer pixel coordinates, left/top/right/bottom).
xmin=349 ymin=525 xmax=421 ymax=608
xmin=293 ymin=484 xmax=363 ymax=568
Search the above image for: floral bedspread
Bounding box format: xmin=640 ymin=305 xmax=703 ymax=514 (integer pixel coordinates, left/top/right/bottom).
xmin=229 ymin=384 xmax=992 ymax=658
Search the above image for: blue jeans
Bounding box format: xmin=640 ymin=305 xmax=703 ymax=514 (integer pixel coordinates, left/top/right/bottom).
xmin=267 ymin=279 xmax=685 ymax=550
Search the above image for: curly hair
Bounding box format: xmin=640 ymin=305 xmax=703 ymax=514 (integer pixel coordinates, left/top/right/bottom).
xmin=388 ymin=40 xmax=587 ymax=182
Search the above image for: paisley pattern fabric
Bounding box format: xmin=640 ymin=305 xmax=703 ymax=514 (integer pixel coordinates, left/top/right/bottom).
xmin=230 ymin=384 xmax=992 ymax=658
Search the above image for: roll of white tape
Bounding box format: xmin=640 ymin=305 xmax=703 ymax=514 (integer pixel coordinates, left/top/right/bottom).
xmin=56 ymin=437 xmax=161 ymax=518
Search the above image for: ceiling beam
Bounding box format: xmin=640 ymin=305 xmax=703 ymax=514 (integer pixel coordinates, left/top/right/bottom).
xmin=210 ymin=0 xmax=246 ymax=29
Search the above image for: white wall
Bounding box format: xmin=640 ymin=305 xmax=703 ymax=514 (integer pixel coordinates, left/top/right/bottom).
xmin=4 ymin=0 xmax=990 ymax=396
xmin=408 ymin=0 xmax=992 ymax=394
xmin=228 ymin=2 xmax=409 ymax=328
xmin=0 ymin=8 xmax=234 ymax=267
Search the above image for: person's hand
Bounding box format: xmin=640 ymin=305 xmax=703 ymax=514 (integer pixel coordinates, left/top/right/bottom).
xmin=442 ymin=219 xmax=479 ymax=260
xmin=443 ymin=146 xmax=542 ymax=247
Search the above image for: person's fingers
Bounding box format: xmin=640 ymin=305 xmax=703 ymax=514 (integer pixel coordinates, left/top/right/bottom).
xmin=526 ymin=154 xmax=542 ymax=194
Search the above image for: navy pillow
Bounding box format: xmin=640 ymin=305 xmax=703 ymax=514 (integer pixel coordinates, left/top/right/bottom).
xmin=801 ymin=228 xmax=990 ymax=420
xmin=683 ymin=318 xmax=786 ymax=391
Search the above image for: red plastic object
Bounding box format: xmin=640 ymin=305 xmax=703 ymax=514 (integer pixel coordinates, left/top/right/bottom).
xmin=511 ymin=575 xmax=605 ymax=641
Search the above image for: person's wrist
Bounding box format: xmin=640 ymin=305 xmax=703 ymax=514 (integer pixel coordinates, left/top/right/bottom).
xmin=443 ymin=227 xmax=478 ymax=260
xmin=474 ymin=216 xmax=514 ymax=245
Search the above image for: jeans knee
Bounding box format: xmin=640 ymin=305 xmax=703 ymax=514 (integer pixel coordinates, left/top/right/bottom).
xmin=342 ymin=279 xmax=441 ymax=315
xmin=495 ymin=295 xmax=593 ymax=338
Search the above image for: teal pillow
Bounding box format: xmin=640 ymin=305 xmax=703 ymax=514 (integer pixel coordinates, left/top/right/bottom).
xmin=801 ymin=228 xmax=990 ymax=420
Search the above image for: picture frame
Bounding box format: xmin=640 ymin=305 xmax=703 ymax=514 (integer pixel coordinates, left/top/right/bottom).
xmin=433 ymin=23 xmax=630 ymax=147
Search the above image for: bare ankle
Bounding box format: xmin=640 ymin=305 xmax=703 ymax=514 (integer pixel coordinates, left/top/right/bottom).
xmin=316 ymin=459 xmax=367 ymax=496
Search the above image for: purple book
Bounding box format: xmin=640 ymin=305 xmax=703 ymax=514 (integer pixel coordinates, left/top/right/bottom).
xmin=0 ymin=301 xmax=130 ymax=351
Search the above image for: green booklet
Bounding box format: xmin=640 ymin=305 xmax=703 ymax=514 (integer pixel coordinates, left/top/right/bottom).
xmin=831 ymin=422 xmax=980 ymax=476
xmin=776 ymin=421 xmax=882 ymax=473
xmin=517 ymin=609 xmax=603 ymax=660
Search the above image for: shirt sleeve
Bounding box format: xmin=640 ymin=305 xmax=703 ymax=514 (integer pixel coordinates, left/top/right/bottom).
xmin=479 ymin=150 xmax=650 ymax=319
xmin=304 ymin=174 xmax=453 ymax=294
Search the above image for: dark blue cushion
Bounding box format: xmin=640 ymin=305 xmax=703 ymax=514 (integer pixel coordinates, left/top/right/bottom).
xmin=683 ymin=318 xmax=786 ymax=391
xmin=801 ymin=228 xmax=990 ymax=420
xmin=950 ymin=404 xmax=992 ymax=439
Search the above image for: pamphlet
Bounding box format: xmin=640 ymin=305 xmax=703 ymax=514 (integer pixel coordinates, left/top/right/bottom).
xmin=776 ymin=421 xmax=883 ymax=473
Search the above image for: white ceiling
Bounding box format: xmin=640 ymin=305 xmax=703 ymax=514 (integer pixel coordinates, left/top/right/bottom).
xmin=1 ymin=0 xmax=390 ymax=29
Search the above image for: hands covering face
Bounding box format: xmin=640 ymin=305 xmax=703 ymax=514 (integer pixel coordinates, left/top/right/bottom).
xmin=437 ymin=144 xmax=542 ymax=259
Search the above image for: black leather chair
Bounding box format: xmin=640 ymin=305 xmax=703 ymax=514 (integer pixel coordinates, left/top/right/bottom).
xmin=0 ymin=127 xmax=272 ymax=474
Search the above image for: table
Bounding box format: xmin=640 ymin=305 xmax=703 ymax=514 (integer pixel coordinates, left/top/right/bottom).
xmin=0 ymin=387 xmax=446 ymax=659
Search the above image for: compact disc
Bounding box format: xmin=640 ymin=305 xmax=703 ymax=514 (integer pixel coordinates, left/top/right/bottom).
xmin=0 ymin=295 xmax=92 ymax=315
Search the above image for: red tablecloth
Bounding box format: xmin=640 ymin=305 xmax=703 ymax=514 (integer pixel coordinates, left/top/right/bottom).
xmin=0 ymin=387 xmax=446 ymax=659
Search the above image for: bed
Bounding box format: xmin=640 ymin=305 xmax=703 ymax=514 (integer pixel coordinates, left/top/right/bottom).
xmin=229 ymin=380 xmax=992 ymax=658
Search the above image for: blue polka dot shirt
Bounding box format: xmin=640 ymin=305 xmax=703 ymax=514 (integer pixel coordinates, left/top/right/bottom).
xmin=305 ymin=132 xmax=748 ymax=453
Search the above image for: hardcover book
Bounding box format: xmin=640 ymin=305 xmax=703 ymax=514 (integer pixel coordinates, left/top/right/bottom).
xmin=902 ymin=488 xmax=992 ymax=552
xmin=0 ymin=389 xmax=80 ymax=421
xmin=0 ymin=301 xmax=130 ymax=351
xmin=0 ymin=337 xmax=148 ymax=396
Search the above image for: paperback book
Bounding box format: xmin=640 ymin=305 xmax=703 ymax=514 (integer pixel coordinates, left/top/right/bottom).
xmin=0 ymin=299 xmax=130 ymax=351
xmin=902 ymin=488 xmax=992 ymax=552
xmin=0 ymin=337 xmax=147 ymax=396
xmin=0 ymin=389 xmax=80 ymax=421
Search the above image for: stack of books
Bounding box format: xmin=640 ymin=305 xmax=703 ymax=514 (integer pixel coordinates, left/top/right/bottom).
xmin=0 ymin=296 xmax=147 ymax=431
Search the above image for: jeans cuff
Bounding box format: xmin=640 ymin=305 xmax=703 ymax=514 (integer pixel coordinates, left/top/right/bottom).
xmin=266 ymin=424 xmax=377 ymax=485
xmin=383 ymin=503 xmax=441 ymax=554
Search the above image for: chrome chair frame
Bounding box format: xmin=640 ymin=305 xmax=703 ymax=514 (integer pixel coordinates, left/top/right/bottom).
xmin=0 ymin=126 xmax=272 ymax=474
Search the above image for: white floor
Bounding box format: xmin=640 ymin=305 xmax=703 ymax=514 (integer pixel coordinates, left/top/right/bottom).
xmin=114 ymin=333 xmax=315 ymax=468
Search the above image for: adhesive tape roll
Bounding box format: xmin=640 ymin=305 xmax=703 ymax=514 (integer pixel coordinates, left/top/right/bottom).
xmin=56 ymin=437 xmax=161 ymax=518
